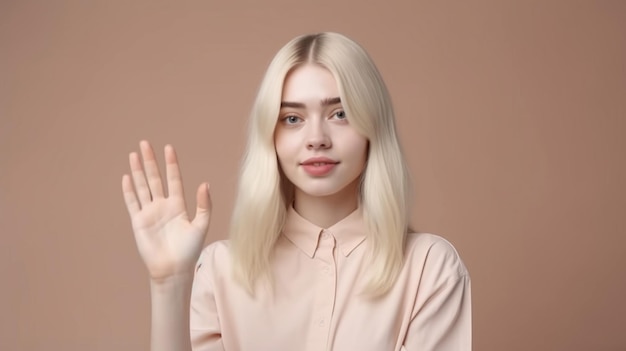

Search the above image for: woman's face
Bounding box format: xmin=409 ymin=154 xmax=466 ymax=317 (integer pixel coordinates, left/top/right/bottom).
xmin=274 ymin=64 xmax=368 ymax=200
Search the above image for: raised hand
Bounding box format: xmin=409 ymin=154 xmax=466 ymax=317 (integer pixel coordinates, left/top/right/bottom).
xmin=122 ymin=141 xmax=211 ymax=281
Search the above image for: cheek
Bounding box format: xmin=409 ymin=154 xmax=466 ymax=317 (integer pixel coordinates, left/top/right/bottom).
xmin=341 ymin=135 xmax=369 ymax=176
xmin=349 ymin=135 xmax=369 ymax=163
xmin=273 ymin=131 xmax=293 ymax=164
xmin=273 ymin=129 xmax=284 ymax=156
xmin=358 ymin=140 xmax=370 ymax=172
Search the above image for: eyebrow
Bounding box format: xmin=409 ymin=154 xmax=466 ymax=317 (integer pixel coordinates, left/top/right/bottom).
xmin=280 ymin=97 xmax=341 ymax=108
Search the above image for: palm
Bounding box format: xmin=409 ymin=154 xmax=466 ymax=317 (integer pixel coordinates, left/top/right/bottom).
xmin=122 ymin=141 xmax=211 ymax=280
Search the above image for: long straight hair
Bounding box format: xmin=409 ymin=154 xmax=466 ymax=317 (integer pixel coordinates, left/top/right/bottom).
xmin=229 ymin=32 xmax=412 ymax=296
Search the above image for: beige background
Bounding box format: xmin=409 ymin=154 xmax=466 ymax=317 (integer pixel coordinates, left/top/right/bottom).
xmin=1 ymin=0 xmax=625 ymax=350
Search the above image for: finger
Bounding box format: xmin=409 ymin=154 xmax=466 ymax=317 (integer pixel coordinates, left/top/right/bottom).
xmin=197 ymin=183 xmax=212 ymax=212
xmin=164 ymin=144 xmax=185 ymax=198
xmin=192 ymin=183 xmax=212 ymax=230
xmin=129 ymin=151 xmax=152 ymax=205
xmin=140 ymin=140 xmax=165 ymax=199
xmin=121 ymin=174 xmax=141 ymax=215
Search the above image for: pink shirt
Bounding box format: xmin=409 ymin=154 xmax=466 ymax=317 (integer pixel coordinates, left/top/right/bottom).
xmin=190 ymin=208 xmax=471 ymax=350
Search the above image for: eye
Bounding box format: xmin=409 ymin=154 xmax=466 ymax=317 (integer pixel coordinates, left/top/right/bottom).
xmin=282 ymin=115 xmax=302 ymax=124
xmin=332 ymin=110 xmax=347 ymax=120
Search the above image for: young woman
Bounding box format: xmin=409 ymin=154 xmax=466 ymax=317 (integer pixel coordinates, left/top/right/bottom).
xmin=122 ymin=32 xmax=471 ymax=351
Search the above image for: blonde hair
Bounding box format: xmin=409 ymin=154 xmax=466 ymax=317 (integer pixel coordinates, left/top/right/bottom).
xmin=229 ymin=32 xmax=412 ymax=296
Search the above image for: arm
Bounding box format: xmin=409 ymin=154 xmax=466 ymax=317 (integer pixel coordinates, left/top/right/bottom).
xmin=150 ymin=274 xmax=195 ymax=351
xmin=403 ymin=274 xmax=471 ymax=350
xmin=402 ymin=240 xmax=472 ymax=350
xmin=122 ymin=141 xmax=211 ymax=351
xmin=189 ymin=248 xmax=224 ymax=351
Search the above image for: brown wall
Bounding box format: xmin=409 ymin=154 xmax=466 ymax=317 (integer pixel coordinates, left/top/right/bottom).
xmin=1 ymin=1 xmax=625 ymax=350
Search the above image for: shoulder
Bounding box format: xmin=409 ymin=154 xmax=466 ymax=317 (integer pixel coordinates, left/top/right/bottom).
xmin=200 ymin=239 xmax=231 ymax=258
xmin=195 ymin=240 xmax=232 ymax=278
xmin=404 ymin=233 xmax=469 ymax=281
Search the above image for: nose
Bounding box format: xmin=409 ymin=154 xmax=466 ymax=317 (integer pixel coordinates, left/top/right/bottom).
xmin=306 ymin=120 xmax=331 ymax=150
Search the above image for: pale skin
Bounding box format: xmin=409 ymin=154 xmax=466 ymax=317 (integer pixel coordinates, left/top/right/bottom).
xmin=123 ymin=64 xmax=367 ymax=350
xmin=122 ymin=141 xmax=211 ymax=351
xmin=275 ymin=64 xmax=368 ymax=227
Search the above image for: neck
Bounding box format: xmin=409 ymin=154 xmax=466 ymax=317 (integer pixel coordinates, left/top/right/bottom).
xmin=292 ymin=180 xmax=360 ymax=228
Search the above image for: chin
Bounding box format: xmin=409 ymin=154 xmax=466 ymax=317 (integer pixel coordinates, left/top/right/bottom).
xmin=299 ymin=188 xmax=340 ymax=198
xmin=295 ymin=182 xmax=354 ymax=199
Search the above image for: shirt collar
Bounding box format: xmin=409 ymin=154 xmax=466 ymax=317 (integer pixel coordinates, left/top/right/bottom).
xmin=282 ymin=206 xmax=367 ymax=258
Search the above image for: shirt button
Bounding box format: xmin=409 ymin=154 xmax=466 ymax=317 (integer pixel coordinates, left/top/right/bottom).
xmin=322 ymin=266 xmax=330 ymax=274
xmin=319 ymin=319 xmax=325 ymax=327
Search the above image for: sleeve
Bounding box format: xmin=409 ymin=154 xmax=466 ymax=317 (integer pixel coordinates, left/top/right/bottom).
xmin=189 ymin=245 xmax=225 ymax=351
xmin=402 ymin=239 xmax=472 ymax=350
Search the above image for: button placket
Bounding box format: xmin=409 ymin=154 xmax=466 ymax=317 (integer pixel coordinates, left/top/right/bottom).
xmin=305 ymin=230 xmax=337 ymax=351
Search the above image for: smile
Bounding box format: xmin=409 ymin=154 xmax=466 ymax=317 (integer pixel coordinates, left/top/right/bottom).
xmin=300 ymin=160 xmax=338 ymax=176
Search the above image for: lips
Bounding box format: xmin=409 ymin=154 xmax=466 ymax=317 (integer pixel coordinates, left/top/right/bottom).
xmin=301 ymin=157 xmax=337 ymax=165
xmin=300 ymin=157 xmax=338 ymax=176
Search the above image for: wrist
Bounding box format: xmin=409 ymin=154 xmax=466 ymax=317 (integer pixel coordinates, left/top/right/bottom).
xmin=149 ymin=271 xmax=194 ymax=292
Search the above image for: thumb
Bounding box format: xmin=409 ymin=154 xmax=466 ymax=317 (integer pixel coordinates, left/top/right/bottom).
xmin=191 ymin=182 xmax=212 ymax=230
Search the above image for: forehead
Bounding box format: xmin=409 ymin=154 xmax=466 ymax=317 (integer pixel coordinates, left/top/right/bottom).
xmin=281 ymin=64 xmax=340 ymax=103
